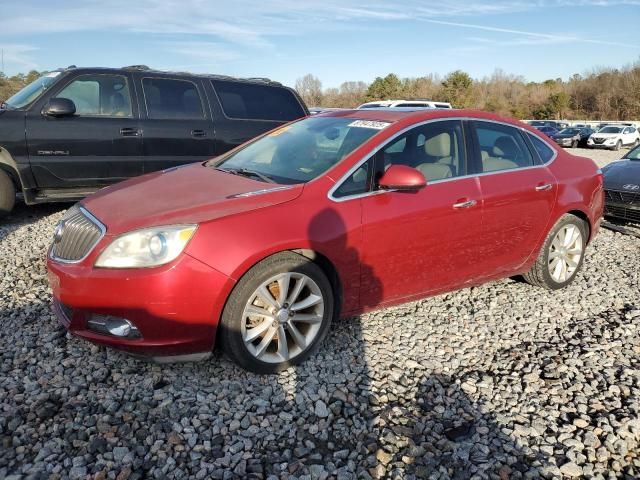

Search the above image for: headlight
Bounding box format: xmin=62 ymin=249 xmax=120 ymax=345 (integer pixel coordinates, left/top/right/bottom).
xmin=95 ymin=225 xmax=197 ymax=268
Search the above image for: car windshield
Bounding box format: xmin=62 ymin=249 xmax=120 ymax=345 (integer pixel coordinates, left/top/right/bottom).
xmin=559 ymin=128 xmax=580 ymax=135
xmin=599 ymin=127 xmax=623 ymax=134
xmin=211 ymin=116 xmax=390 ymax=184
xmin=625 ymin=145 xmax=640 ymax=160
xmin=3 ymin=72 xmax=62 ymax=109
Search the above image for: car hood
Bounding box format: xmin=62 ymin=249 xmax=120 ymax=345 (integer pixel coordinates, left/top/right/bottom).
xmin=603 ymin=160 xmax=640 ymax=189
xmin=592 ymin=132 xmax=621 ymax=139
xmin=82 ymin=163 xmax=304 ymax=235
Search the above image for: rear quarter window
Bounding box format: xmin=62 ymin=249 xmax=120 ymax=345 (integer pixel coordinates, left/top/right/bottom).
xmin=528 ymin=133 xmax=556 ymax=163
xmin=211 ymin=80 xmax=305 ymax=121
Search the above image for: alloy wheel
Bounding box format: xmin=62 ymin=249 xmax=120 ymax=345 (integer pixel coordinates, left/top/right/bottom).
xmin=548 ymin=224 xmax=583 ymax=283
xmin=241 ymin=272 xmax=324 ymax=363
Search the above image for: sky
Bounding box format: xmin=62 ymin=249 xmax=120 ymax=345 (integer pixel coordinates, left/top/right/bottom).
xmin=1 ymin=0 xmax=640 ymax=89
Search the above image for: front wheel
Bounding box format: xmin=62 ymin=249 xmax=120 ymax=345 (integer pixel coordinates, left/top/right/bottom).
xmin=571 ymin=140 xmax=578 ymax=148
xmin=614 ymin=140 xmax=622 ymax=151
xmin=523 ymin=214 xmax=587 ymax=290
xmin=219 ymin=252 xmax=334 ymax=373
xmin=0 ymin=170 xmax=16 ymax=217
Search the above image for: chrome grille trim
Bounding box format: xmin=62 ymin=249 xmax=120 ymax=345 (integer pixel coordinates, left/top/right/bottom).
xmin=50 ymin=205 xmax=106 ymax=263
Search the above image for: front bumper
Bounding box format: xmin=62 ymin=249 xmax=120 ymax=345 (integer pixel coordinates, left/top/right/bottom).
xmin=47 ymin=253 xmax=235 ymax=358
xmin=588 ymin=140 xmax=617 ymax=149
xmin=603 ymin=189 xmax=640 ymax=223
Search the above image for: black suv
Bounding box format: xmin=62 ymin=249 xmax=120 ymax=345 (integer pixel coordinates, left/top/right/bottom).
xmin=0 ymin=66 xmax=308 ymax=216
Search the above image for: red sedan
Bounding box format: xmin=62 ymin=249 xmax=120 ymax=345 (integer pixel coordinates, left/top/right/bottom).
xmin=47 ymin=109 xmax=604 ymax=373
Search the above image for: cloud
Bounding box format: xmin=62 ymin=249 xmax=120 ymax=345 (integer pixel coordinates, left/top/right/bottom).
xmin=0 ymin=44 xmax=39 ymax=72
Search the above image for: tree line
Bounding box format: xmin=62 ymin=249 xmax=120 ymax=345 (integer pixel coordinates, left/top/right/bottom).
xmin=3 ymin=63 xmax=639 ymax=120
xmin=296 ymin=61 xmax=640 ymax=120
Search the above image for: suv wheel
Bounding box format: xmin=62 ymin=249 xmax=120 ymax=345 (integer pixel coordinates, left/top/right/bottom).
xmin=523 ymin=214 xmax=587 ymax=290
xmin=219 ymin=252 xmax=334 ymax=373
xmin=0 ymin=170 xmax=16 ymax=217
xmin=614 ymin=140 xmax=622 ymax=151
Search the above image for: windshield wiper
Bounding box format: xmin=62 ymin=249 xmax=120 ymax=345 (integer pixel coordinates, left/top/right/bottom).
xmin=215 ymin=167 xmax=276 ymax=184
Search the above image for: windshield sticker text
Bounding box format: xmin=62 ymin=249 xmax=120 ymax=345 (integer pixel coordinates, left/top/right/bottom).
xmin=348 ymin=120 xmax=390 ymax=130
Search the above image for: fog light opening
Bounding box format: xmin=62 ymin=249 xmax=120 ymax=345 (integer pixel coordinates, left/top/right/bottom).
xmin=87 ymin=315 xmax=142 ymax=339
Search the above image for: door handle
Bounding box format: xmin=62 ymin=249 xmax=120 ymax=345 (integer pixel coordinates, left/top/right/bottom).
xmin=191 ymin=129 xmax=206 ymax=138
xmin=120 ymin=127 xmax=140 ymax=137
xmin=453 ymin=199 xmax=477 ymax=209
xmin=535 ymin=183 xmax=553 ymax=191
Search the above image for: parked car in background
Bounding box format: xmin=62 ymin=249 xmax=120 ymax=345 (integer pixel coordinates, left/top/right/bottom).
xmin=0 ymin=65 xmax=308 ymax=216
xmin=48 ymin=108 xmax=603 ymax=373
xmin=529 ymin=120 xmax=569 ymax=129
xmin=602 ymin=143 xmax=640 ymax=223
xmin=357 ymin=100 xmax=452 ymax=109
xmin=535 ymin=126 xmax=560 ymax=137
xmin=551 ymin=127 xmax=594 ymax=148
xmin=587 ymin=125 xmax=640 ymax=150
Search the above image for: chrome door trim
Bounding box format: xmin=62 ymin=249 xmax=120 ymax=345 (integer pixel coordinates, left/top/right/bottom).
xmin=327 ymin=117 xmax=558 ymax=203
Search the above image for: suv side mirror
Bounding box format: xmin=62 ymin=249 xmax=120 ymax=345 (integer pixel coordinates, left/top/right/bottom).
xmin=378 ymin=165 xmax=426 ymax=191
xmin=43 ymin=98 xmax=76 ymax=117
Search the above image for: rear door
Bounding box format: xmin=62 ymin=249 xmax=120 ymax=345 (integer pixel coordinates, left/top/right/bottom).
xmin=26 ymin=72 xmax=143 ymax=188
xmin=137 ymin=75 xmax=216 ymax=173
xmin=469 ymin=121 xmax=557 ymax=276
xmin=206 ymin=79 xmax=307 ymax=155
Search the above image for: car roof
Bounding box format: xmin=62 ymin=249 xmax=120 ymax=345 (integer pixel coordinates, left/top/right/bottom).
xmin=313 ymin=108 xmax=528 ymax=128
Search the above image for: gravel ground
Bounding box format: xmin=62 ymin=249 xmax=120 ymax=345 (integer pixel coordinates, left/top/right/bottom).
xmin=1 ymin=148 xmax=639 ymax=480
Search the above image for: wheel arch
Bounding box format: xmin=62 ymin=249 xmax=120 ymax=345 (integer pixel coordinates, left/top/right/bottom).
xmin=0 ymin=147 xmax=22 ymax=190
xmin=565 ymin=208 xmax=592 ymax=242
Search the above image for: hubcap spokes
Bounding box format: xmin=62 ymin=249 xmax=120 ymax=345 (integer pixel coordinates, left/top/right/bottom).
xmin=548 ymin=224 xmax=583 ymax=283
xmin=241 ymin=272 xmax=324 ymax=363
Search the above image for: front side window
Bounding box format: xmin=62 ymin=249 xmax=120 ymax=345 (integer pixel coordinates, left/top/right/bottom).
xmin=473 ymin=122 xmax=533 ymax=173
xmin=142 ymin=78 xmax=204 ymax=119
xmin=333 ymin=158 xmax=372 ymax=198
xmin=212 ymin=80 xmax=304 ymax=121
xmin=55 ymin=74 xmax=132 ymax=117
xmin=379 ymin=120 xmax=466 ymax=182
xmin=213 ymin=117 xmax=389 ymax=184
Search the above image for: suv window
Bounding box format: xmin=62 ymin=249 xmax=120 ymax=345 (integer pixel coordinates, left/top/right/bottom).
xmin=142 ymin=78 xmax=204 ymax=119
xmin=55 ymin=74 xmax=132 ymax=117
xmin=211 ymin=80 xmax=304 ymax=121
xmin=528 ymin=133 xmax=555 ymax=163
xmin=473 ymin=122 xmax=533 ymax=173
xmin=380 ymin=120 xmax=466 ymax=182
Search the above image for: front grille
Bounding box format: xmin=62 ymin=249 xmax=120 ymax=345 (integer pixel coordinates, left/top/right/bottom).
xmin=50 ymin=205 xmax=105 ymax=262
xmin=605 ymin=189 xmax=640 ymax=205
xmin=604 ymin=204 xmax=640 ymax=223
xmin=592 ymin=138 xmax=606 ymax=144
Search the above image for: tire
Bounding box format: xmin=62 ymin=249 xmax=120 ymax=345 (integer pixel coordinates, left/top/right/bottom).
xmin=0 ymin=170 xmax=16 ymax=217
xmin=634 ymin=138 xmax=639 ymax=148
xmin=571 ymin=140 xmax=578 ymax=148
xmin=523 ymin=214 xmax=588 ymax=290
xmin=219 ymin=252 xmax=334 ymax=373
xmin=614 ymin=140 xmax=622 ymax=151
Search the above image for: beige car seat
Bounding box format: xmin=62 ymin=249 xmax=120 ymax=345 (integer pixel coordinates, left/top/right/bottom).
xmin=483 ymin=136 xmax=520 ymax=172
xmin=416 ymin=133 xmax=455 ymax=181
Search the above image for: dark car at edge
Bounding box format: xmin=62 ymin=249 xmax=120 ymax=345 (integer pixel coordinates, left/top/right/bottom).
xmin=602 ymin=144 xmax=640 ymax=223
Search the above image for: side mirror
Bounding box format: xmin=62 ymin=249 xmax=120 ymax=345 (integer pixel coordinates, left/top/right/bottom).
xmin=43 ymin=98 xmax=76 ymax=117
xmin=378 ymin=164 xmax=426 ymax=191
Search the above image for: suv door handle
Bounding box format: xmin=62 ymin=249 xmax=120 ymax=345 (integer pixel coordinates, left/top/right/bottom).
xmin=120 ymin=127 xmax=141 ymax=137
xmin=191 ymin=129 xmax=206 ymax=138
xmin=453 ymin=199 xmax=477 ymax=209
xmin=535 ymin=183 xmax=553 ymax=191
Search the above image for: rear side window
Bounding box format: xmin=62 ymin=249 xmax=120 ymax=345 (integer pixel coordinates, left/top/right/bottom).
xmin=528 ymin=133 xmax=555 ymax=163
xmin=211 ymin=80 xmax=304 ymax=121
xmin=142 ymin=78 xmax=204 ymax=119
xmin=473 ymin=122 xmax=533 ymax=173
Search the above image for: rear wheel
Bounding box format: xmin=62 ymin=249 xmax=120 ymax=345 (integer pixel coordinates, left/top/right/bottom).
xmin=219 ymin=252 xmax=334 ymax=373
xmin=0 ymin=170 xmax=16 ymax=217
xmin=523 ymin=214 xmax=587 ymax=290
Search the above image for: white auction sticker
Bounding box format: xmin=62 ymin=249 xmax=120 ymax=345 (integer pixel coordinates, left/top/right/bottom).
xmin=348 ymin=120 xmax=390 ymax=130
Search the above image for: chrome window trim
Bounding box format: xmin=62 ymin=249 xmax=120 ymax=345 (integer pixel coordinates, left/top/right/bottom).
xmin=327 ymin=117 xmax=558 ymax=203
xmin=50 ymin=206 xmax=107 ymax=264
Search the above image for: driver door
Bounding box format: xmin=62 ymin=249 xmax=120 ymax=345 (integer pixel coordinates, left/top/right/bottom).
xmin=358 ymin=120 xmax=485 ymax=307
